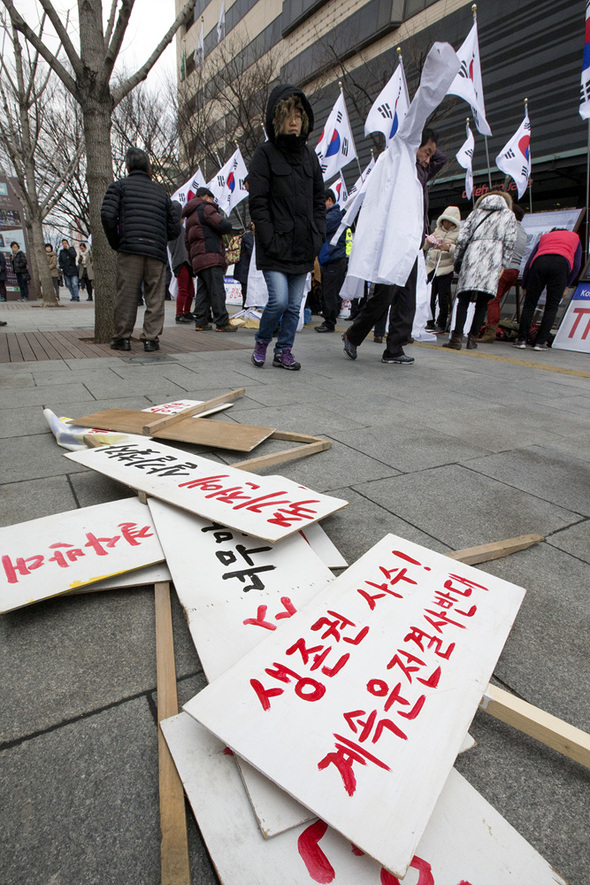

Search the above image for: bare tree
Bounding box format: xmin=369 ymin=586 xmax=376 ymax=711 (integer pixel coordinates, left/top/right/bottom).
xmin=0 ymin=13 xmax=82 ymax=305
xmin=1 ymin=0 xmax=197 ymax=341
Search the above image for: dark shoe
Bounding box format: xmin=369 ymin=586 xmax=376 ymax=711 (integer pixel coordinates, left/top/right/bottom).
xmin=466 ymin=334 xmax=478 ymax=350
xmin=381 ymin=351 xmax=414 ymax=365
xmin=110 ymin=338 xmax=130 ymax=351
xmin=251 ymin=340 xmax=268 ymax=367
xmin=215 ymin=323 xmax=237 ymax=332
xmin=432 ymin=324 xmax=446 ymax=334
xmin=373 ymin=336 xmax=383 ymax=343
xmin=86 ymin=297 xmax=93 ymax=302
xmin=0 ymin=320 xmax=7 ymax=326
xmin=443 ymin=333 xmax=463 ymax=351
xmin=342 ymin=333 xmax=357 ymax=360
xmin=425 ymin=322 xmax=435 ymax=332
xmin=194 ymin=323 xmax=212 ymax=331
xmin=175 ymin=314 xmax=193 ymax=324
xmin=479 ymin=324 xmax=497 ymax=343
xmin=315 ymin=323 xmax=334 ymax=333
xmin=273 ymin=347 xmax=301 ymax=370
xmin=143 ymin=340 xmax=159 ymax=352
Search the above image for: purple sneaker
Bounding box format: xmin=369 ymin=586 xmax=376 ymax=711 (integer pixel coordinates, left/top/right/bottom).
xmin=251 ymin=339 xmax=269 ymax=367
xmin=272 ymin=347 xmax=301 ymax=371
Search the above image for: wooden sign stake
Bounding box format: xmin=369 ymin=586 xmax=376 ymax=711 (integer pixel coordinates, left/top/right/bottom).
xmin=154 ymin=581 xmax=191 ymax=885
xmin=446 ymin=533 xmax=544 ymax=565
xmin=142 ymin=388 xmax=245 ymax=435
xmin=233 ymin=431 xmax=331 ymax=472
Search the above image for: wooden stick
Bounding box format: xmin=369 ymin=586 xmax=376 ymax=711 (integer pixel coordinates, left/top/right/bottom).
xmin=233 ymin=438 xmax=331 ymax=472
xmin=142 ymin=388 xmax=245 ymax=435
xmin=480 ymin=683 xmax=590 ymax=770
xmin=446 ymin=533 xmax=544 ymax=565
xmin=83 ymin=434 xmax=105 ymax=448
xmin=154 ymin=581 xmax=191 ymax=885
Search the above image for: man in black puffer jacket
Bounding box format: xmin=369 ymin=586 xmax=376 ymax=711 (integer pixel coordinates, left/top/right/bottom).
xmin=101 ymin=147 xmax=180 ymax=352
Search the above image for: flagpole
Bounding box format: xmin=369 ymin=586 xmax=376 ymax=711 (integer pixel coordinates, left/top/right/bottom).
xmin=586 ymin=118 xmax=590 ymax=260
xmin=338 ymin=80 xmax=363 ymax=178
xmin=467 ymin=117 xmax=475 ymax=207
xmin=470 ymin=4 xmax=493 ymax=189
xmin=525 ymin=97 xmax=532 ymax=214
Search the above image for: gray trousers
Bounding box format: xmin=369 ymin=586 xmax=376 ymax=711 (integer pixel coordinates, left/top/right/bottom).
xmin=113 ymin=253 xmax=166 ymax=341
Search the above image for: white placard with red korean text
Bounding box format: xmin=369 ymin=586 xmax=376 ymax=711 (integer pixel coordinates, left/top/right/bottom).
xmin=184 ymin=534 xmax=525 ymax=878
xmin=70 ymin=561 xmax=172 ymax=594
xmin=65 ymin=441 xmax=348 ymax=542
xmin=0 ymin=498 xmax=164 ymax=612
xmin=162 ymin=712 xmax=566 ymax=885
xmin=552 ymin=282 xmax=590 ymax=353
xmin=148 ymin=500 xmax=335 ymax=683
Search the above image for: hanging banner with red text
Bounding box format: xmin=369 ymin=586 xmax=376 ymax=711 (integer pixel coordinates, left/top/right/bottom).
xmin=65 ymin=441 xmax=348 ymax=542
xmin=162 ymin=712 xmax=566 ymax=885
xmin=552 ymin=282 xmax=590 ymax=353
xmin=0 ymin=498 xmax=164 ymax=612
xmin=184 ymin=533 xmax=525 ymax=878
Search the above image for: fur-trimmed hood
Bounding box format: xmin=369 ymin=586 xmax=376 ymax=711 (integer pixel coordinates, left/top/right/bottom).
xmin=474 ymin=191 xmax=513 ymax=212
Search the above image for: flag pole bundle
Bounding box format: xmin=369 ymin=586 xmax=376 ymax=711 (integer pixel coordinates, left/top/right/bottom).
xmin=495 ymin=98 xmax=531 ymax=201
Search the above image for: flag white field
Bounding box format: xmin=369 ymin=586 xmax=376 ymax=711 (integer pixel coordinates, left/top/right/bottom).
xmin=331 ymin=158 xmax=376 ymax=244
xmin=447 ymin=21 xmax=492 ymax=137
xmin=217 ymin=0 xmax=225 ymax=42
xmin=580 ymin=0 xmax=590 ymax=119
xmin=329 ymin=171 xmax=348 ymax=205
xmin=316 ymin=92 xmax=357 ymax=181
xmin=364 ymin=61 xmax=410 ymax=145
xmin=495 ymin=109 xmax=531 ymax=198
xmin=171 ymin=167 xmax=206 ymax=206
xmin=194 ymin=21 xmax=204 ymax=66
xmin=207 ymin=147 xmax=249 ymax=215
xmin=456 ymin=124 xmax=475 ymax=199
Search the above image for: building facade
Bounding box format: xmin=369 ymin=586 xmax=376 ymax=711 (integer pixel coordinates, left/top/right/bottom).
xmin=175 ymin=0 xmax=588 ymax=224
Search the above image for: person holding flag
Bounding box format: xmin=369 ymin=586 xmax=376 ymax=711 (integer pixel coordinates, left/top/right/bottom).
xmin=248 ymin=84 xmax=325 ymax=370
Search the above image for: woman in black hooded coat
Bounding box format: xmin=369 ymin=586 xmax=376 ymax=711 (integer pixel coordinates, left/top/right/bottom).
xmin=248 ymin=84 xmax=325 ymax=370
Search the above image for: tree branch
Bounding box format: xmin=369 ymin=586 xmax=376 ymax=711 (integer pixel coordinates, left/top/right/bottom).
xmin=112 ymin=0 xmax=196 ymax=106
xmin=104 ymin=0 xmax=134 ymax=75
xmin=0 ymin=0 xmax=80 ymax=99
xmin=104 ymin=0 xmax=119 ymax=46
xmin=36 ymin=0 xmax=82 ymax=78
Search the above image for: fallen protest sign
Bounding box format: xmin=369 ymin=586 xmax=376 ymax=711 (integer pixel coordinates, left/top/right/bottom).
xmin=65 ymin=441 xmax=348 ymax=542
xmin=552 ymin=280 xmax=590 ymax=353
xmin=69 ymin=561 xmax=172 ymax=594
xmin=149 ymin=498 xmax=335 ymax=836
xmin=184 ymin=534 xmax=525 ymax=877
xmin=0 ymin=498 xmax=164 ymax=612
xmin=162 ymin=712 xmax=566 ymax=885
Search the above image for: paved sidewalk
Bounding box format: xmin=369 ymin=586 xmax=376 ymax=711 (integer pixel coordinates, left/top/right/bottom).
xmin=0 ymin=301 xmax=588 ymax=884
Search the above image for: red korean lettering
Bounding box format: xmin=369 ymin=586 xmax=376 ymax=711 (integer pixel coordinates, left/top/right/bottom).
xmin=84 ymin=532 xmax=120 ymax=555
xmin=386 ymin=650 xmax=425 ymax=682
xmin=250 ymin=678 xmax=283 ymax=711
xmin=243 ymin=605 xmax=276 ymax=631
xmin=311 ymin=610 xmax=369 ymax=645
xmin=404 ymin=625 xmax=455 ymax=659
xmin=317 ymin=733 xmax=390 ymax=796
xmin=1 ymin=553 xmax=44 ymax=584
xmin=264 ymin=663 xmax=326 ymax=701
xmin=118 ymin=522 xmax=154 ymax=545
xmin=445 ymin=573 xmax=490 ymax=594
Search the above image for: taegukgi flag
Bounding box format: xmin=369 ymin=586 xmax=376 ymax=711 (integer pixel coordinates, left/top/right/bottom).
xmin=329 ymin=171 xmax=349 ymax=205
xmin=456 ymin=124 xmax=475 ymax=199
xmin=580 ymin=0 xmax=590 ymax=119
xmin=172 ymin=168 xmax=207 ymax=206
xmin=194 ymin=20 xmax=204 ymax=66
xmin=447 ymin=20 xmax=492 ymax=137
xmin=315 ymin=91 xmax=358 ymax=181
xmin=207 ymin=147 xmax=249 ymax=215
xmin=495 ymin=108 xmax=531 ymax=198
xmin=364 ymin=60 xmax=410 ymax=146
xmin=217 ymin=0 xmax=225 ymax=43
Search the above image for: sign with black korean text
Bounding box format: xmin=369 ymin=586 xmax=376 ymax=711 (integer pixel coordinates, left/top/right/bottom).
xmin=65 ymin=441 xmax=348 ymax=542
xmin=161 ymin=712 xmax=566 ymax=885
xmin=0 ymin=498 xmax=164 ymax=612
xmin=184 ymin=534 xmax=525 ymax=877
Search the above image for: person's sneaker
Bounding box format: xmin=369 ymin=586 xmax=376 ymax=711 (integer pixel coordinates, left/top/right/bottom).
xmin=342 ymin=333 xmax=357 ymax=360
xmin=425 ymin=323 xmax=435 ymax=332
xmin=373 ymin=336 xmax=383 ymax=343
xmin=513 ymin=339 xmax=526 ymax=349
xmin=216 ymin=323 xmax=237 ymax=332
xmin=533 ymin=341 xmax=550 ymax=351
xmin=194 ymin=323 xmax=212 ymax=331
xmin=381 ymin=352 xmax=415 ymax=365
xmin=432 ymin=324 xmax=446 ymax=334
xmin=251 ymin=340 xmax=268 ymax=367
xmin=144 ymin=340 xmax=159 ymax=352
xmin=273 ymin=347 xmax=301 ymax=370
xmin=175 ymin=314 xmax=192 ymax=324
xmin=315 ymin=323 xmax=334 ymax=333
xmin=0 ymin=320 xmax=7 ymax=326
xmin=110 ymin=338 xmax=130 ymax=351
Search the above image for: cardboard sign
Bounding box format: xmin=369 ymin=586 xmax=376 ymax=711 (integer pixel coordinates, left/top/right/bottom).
xmin=552 ymin=282 xmax=590 ymax=353
xmin=184 ymin=534 xmax=525 ymax=877
xmin=162 ymin=713 xmax=566 ymax=885
xmin=299 ymin=522 xmax=347 ymax=569
xmin=65 ymin=441 xmax=348 ymax=542
xmin=0 ymin=498 xmax=164 ymax=612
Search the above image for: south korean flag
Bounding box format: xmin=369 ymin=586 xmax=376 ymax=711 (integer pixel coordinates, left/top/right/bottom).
xmin=315 ymin=91 xmax=358 ymax=181
xmin=495 ymin=108 xmax=531 ymax=199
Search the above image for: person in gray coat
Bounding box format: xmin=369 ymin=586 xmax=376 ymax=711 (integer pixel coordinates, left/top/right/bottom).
xmin=444 ymin=190 xmax=517 ymax=350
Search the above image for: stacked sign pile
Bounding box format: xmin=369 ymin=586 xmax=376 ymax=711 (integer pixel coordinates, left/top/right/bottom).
xmin=0 ymin=401 xmax=567 ymax=884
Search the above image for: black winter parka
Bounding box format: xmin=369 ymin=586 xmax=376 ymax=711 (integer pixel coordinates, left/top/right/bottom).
xmin=100 ymin=170 xmax=180 ymax=264
xmin=248 ymin=84 xmax=325 ymax=274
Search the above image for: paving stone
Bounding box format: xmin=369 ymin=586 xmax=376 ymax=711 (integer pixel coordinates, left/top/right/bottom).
xmin=545 ymin=518 xmax=590 ymax=563
xmin=0 ymin=383 xmax=95 ymax=408
xmin=0 ymin=476 xmax=76 ymax=526
xmin=0 ymin=405 xmax=48 ymax=437
xmin=0 ymin=433 xmax=87 ymax=483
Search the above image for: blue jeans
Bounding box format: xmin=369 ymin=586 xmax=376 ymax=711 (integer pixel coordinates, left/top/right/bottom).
xmin=64 ymin=274 xmax=79 ymax=300
xmin=256 ymin=271 xmax=307 ymax=351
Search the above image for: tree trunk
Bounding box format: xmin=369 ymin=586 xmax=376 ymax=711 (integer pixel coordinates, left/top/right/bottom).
xmin=81 ymin=97 xmax=116 ymax=343
xmin=29 ymin=210 xmax=59 ymax=306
